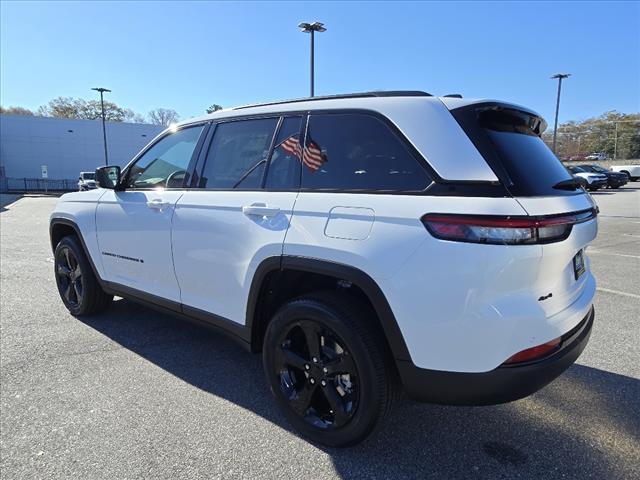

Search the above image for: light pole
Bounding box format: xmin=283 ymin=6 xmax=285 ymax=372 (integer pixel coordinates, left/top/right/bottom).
xmin=551 ymin=73 xmax=570 ymax=154
xmin=298 ymin=21 xmax=326 ymax=97
xmin=92 ymin=87 xmax=111 ymax=166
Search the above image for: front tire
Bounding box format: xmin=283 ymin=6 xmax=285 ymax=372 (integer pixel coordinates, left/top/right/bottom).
xmin=263 ymin=292 xmax=396 ymax=447
xmin=54 ymin=236 xmax=112 ymax=316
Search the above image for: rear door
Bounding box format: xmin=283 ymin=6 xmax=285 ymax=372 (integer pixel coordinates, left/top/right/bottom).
xmin=171 ymin=116 xmax=303 ymax=324
xmin=283 ymin=112 xmax=437 ymax=280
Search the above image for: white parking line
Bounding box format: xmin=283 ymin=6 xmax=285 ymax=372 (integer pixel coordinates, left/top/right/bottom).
xmin=597 ymin=287 xmax=640 ymax=300
xmin=588 ymin=250 xmax=640 ymax=259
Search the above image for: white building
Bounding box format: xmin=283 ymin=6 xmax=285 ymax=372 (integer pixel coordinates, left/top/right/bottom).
xmin=0 ymin=114 xmax=164 ymax=181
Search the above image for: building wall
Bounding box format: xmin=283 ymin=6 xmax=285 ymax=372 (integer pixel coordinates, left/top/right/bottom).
xmin=0 ymin=115 xmax=165 ymax=179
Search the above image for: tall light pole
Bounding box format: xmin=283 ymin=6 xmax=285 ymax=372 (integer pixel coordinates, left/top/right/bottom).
xmin=551 ymin=73 xmax=570 ymax=154
xmin=92 ymin=87 xmax=111 ymax=166
xmin=298 ymin=21 xmax=326 ymax=97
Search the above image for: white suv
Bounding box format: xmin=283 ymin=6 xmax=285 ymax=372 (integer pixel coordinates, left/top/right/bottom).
xmin=50 ymin=91 xmax=597 ymax=447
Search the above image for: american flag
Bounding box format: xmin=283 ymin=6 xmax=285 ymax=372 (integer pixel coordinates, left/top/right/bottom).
xmin=278 ymin=134 xmax=325 ymax=171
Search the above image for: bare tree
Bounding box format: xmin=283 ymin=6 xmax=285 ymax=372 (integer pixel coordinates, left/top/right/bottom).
xmin=148 ymin=108 xmax=179 ymax=127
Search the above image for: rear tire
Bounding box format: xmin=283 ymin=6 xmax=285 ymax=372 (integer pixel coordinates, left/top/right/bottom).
xmin=263 ymin=291 xmax=397 ymax=447
xmin=54 ymin=236 xmax=112 ymax=316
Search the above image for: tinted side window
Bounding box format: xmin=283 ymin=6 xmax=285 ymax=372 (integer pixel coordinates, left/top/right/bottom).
xmin=265 ymin=116 xmax=302 ymax=190
xmin=301 ymin=114 xmax=430 ymax=191
xmin=127 ymin=125 xmax=204 ymax=188
xmin=200 ymin=118 xmax=278 ymax=189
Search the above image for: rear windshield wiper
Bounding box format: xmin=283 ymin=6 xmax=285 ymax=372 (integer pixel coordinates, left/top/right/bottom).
xmin=553 ymin=179 xmax=581 ymax=191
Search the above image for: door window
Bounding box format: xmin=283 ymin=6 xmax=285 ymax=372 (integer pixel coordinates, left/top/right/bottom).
xmin=265 ymin=116 xmax=303 ymax=190
xmin=301 ymin=113 xmax=430 ymax=191
xmin=199 ymin=118 xmax=279 ymax=189
xmin=126 ymin=125 xmax=204 ymax=189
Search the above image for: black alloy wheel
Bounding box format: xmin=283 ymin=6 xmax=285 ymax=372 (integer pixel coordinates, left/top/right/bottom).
xmin=54 ymin=235 xmax=112 ymax=316
xmin=263 ymin=292 xmax=396 ymax=447
xmin=275 ymin=319 xmax=359 ymax=430
xmin=56 ymin=245 xmax=84 ymax=308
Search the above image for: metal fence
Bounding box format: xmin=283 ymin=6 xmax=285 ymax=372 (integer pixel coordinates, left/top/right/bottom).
xmin=0 ymin=177 xmax=77 ymax=193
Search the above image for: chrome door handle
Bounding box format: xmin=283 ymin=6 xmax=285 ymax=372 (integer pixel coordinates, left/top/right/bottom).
xmin=146 ymin=199 xmax=170 ymax=210
xmin=242 ymin=203 xmax=280 ymax=218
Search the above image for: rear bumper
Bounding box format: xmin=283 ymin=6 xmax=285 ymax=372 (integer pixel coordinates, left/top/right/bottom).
xmin=397 ymin=306 xmax=594 ymax=405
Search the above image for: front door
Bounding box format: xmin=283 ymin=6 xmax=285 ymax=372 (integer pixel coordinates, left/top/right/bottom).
xmin=96 ymin=124 xmax=206 ymax=302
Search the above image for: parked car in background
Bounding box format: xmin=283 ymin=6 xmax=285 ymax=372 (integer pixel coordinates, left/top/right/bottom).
xmin=50 ymin=91 xmax=598 ymax=447
xmin=585 ymin=153 xmax=608 ymax=161
xmin=569 ymin=154 xmax=587 ymax=161
xmin=610 ymin=164 xmax=640 ymax=182
xmin=566 ymin=166 xmax=608 ymax=191
xmin=577 ymin=164 xmax=628 ymax=189
xmin=569 ymin=174 xmax=589 ymax=190
xmin=78 ymin=172 xmax=97 ymax=191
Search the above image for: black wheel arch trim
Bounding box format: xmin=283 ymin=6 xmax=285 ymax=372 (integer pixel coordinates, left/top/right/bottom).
xmin=246 ymin=255 xmax=412 ymax=362
xmin=50 ymin=218 xmax=106 ymax=289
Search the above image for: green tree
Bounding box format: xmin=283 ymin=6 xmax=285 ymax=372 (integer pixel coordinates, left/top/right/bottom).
xmin=0 ymin=106 xmax=35 ymax=116
xmin=206 ymin=104 xmax=223 ymax=114
xmin=36 ymin=96 xmax=144 ymax=122
xmin=37 ymin=97 xmax=83 ymax=118
xmin=544 ymin=111 xmax=640 ymax=160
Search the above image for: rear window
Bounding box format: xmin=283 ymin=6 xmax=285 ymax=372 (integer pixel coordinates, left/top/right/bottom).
xmin=301 ymin=113 xmax=430 ymax=191
xmin=453 ymin=105 xmax=578 ymax=197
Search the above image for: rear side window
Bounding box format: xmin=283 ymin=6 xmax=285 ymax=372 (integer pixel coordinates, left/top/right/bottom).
xmin=453 ymin=106 xmax=576 ymax=196
xmin=199 ymin=118 xmax=278 ymax=189
xmin=301 ymin=113 xmax=430 ymax=191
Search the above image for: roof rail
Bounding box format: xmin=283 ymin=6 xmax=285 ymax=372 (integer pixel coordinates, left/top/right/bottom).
xmin=443 ymin=94 xmax=463 ymax=98
xmin=232 ymin=90 xmax=432 ymax=110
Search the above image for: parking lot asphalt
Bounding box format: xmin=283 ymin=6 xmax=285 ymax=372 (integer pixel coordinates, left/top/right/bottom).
xmin=1 ymin=186 xmax=639 ymax=480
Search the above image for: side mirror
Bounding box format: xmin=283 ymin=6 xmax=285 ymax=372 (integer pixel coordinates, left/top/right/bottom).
xmin=95 ymin=166 xmax=121 ymax=189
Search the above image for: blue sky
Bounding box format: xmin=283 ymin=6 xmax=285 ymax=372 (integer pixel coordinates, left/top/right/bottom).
xmin=1 ymin=1 xmax=639 ymax=124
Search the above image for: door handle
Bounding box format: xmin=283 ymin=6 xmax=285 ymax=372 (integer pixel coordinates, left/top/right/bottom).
xmin=242 ymin=203 xmax=280 ymax=218
xmin=146 ymin=199 xmax=170 ymax=210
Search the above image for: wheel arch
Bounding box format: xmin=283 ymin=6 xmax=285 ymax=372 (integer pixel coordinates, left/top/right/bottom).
xmin=245 ymin=256 xmax=412 ymax=363
xmin=50 ymin=218 xmax=105 ymax=287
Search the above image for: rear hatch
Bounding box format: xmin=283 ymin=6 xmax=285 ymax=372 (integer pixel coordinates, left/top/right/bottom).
xmin=450 ymin=102 xmax=598 ymax=317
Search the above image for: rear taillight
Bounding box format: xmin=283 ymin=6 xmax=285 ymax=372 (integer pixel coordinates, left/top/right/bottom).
xmin=421 ymin=209 xmax=596 ymax=245
xmin=503 ymin=337 xmax=561 ymax=364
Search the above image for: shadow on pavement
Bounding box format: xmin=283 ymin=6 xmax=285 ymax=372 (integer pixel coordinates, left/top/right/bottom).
xmin=0 ymin=194 xmax=22 ymax=211
xmin=79 ymin=298 xmax=640 ymax=480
